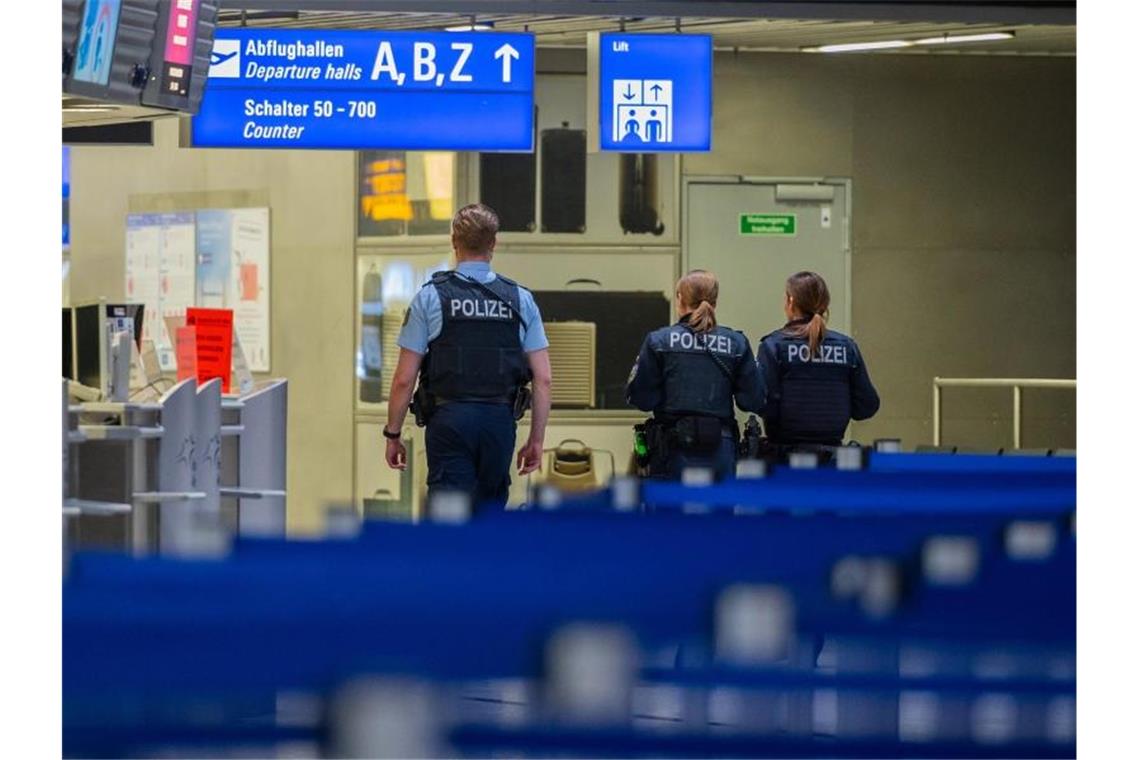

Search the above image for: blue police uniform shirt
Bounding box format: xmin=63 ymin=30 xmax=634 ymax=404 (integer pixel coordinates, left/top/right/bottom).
xmin=626 ymin=316 xmax=767 ymax=421
xmin=757 ymin=319 xmax=880 ymax=445
xmin=397 ymin=260 xmax=549 ymax=355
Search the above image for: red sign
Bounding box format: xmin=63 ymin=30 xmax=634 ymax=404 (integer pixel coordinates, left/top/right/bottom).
xmin=175 ymin=325 xmax=198 ymax=383
xmin=186 ymin=307 xmax=234 ymax=393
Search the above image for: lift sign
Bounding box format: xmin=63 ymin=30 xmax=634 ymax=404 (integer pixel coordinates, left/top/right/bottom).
xmin=599 ymin=33 xmax=712 ymax=152
xmin=190 ymin=29 xmax=535 ymax=151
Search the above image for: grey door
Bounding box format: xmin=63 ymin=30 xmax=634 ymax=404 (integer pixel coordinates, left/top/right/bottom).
xmin=685 ymin=179 xmax=850 ymax=342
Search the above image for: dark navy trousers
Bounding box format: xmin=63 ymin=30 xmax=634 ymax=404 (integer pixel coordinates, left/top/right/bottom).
xmin=425 ymin=402 xmax=516 ymax=512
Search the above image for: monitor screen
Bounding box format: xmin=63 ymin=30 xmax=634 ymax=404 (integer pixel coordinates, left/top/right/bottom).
xmin=63 ymin=146 xmax=71 ymax=248
xmin=161 ymin=0 xmax=201 ymax=97
xmin=72 ymin=0 xmax=122 ymax=86
xmin=63 ymin=308 xmax=74 ymax=380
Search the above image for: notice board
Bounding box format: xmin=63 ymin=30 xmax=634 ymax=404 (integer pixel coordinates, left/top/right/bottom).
xmin=125 ymin=207 xmax=271 ymax=373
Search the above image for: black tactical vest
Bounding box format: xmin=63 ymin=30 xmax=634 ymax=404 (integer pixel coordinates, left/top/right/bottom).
xmin=764 ymin=331 xmax=857 ymax=445
xmin=422 ymin=271 xmax=529 ymax=401
xmin=657 ymin=324 xmax=741 ymax=421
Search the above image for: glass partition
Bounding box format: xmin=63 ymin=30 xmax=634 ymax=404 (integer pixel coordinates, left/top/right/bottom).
xmin=358 ymin=151 xmax=456 ymax=238
xmin=356 ymin=252 xmax=452 ymax=407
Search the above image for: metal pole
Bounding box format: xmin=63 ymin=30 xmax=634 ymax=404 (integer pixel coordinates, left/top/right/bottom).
xmin=1012 ymin=385 xmax=1022 ymax=450
xmin=933 ymin=380 xmax=941 ymax=446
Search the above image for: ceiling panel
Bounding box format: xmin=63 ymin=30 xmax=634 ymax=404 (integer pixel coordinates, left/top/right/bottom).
xmin=63 ymin=10 xmax=1073 ymax=125
xmin=61 ymin=96 xmax=176 ymax=127
xmin=224 ymin=1 xmax=1076 ymax=26
xmin=215 ymin=12 xmax=1075 ymax=56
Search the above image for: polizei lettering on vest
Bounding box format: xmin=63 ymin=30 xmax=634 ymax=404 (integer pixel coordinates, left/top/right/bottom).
xmin=668 ymin=331 xmax=734 ymax=354
xmin=787 ymin=343 xmax=849 ymax=364
xmin=450 ymin=298 xmax=511 ymax=319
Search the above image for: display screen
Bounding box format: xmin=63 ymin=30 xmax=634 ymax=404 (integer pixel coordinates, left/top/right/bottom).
xmin=72 ymin=0 xmax=123 ymax=86
xmin=63 ymin=146 xmax=71 ymax=248
xmin=162 ymin=0 xmax=201 ymax=96
xmin=165 ymin=0 xmax=199 ymax=65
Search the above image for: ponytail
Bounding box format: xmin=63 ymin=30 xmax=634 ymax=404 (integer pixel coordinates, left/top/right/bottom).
xmin=806 ymin=313 xmax=827 ymax=357
xmin=675 ymin=270 xmax=720 ymax=334
xmin=784 ymin=271 xmax=831 ymax=357
xmin=689 ymin=300 xmax=717 ymax=333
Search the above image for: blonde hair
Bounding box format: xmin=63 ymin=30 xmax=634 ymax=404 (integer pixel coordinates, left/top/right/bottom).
xmin=451 ymin=203 xmax=499 ymax=254
xmin=676 ymin=269 xmax=719 ymax=333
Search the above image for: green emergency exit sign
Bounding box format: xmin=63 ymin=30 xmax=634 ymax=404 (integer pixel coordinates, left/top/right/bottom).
xmin=740 ymin=213 xmax=797 ymax=236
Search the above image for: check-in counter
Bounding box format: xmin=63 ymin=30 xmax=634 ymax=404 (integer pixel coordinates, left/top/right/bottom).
xmin=66 ymin=377 xmax=288 ymax=553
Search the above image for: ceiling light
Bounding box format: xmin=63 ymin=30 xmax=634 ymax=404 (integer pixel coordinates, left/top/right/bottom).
xmin=803 ymin=40 xmax=914 ymax=53
xmin=914 ymin=31 xmax=1015 ymax=45
xmin=445 ymin=23 xmax=493 ymax=32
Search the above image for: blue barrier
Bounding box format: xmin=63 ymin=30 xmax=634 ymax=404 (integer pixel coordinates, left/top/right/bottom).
xmin=868 ymin=451 xmax=1076 ymax=474
xmin=63 ymin=452 xmax=1076 ymax=758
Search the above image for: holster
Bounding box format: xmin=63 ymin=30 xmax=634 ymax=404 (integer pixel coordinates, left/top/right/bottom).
xmin=512 ymin=385 xmax=532 ymax=421
xmin=639 ymin=419 xmax=669 ymax=475
xmin=739 ymin=415 xmax=764 ymax=459
xmin=633 ymin=422 xmax=651 ymax=469
xmin=410 ymin=384 xmax=436 ymax=427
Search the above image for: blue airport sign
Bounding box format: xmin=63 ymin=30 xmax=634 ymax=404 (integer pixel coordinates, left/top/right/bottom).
xmin=598 ymin=33 xmax=712 ymax=152
xmin=191 ymin=29 xmax=535 ymax=151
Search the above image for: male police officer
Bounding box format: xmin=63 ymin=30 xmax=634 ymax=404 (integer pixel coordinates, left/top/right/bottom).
xmin=383 ymin=204 xmax=552 ymax=510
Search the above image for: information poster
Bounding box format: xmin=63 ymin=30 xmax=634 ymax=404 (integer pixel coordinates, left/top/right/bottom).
xmin=194 ymin=208 xmax=231 ymax=309
xmin=127 ymin=206 xmax=271 ymax=375
xmin=126 ymin=213 xmax=196 ymax=371
xmin=195 ymin=207 xmax=271 ymax=371
xmin=125 ymin=215 xmax=162 ymax=345
xmin=159 ymin=213 xmax=197 ymax=367
xmin=230 ymin=208 xmax=271 ymax=371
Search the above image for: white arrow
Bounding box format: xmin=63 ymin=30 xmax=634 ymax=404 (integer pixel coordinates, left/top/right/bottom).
xmin=494 ymin=43 xmax=520 ymax=83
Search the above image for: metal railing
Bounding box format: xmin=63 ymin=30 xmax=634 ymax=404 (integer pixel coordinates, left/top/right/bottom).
xmin=932 ymin=377 xmax=1076 ymax=448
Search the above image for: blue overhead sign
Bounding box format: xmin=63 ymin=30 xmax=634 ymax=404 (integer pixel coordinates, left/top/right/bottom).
xmin=598 ymin=33 xmax=712 ymax=152
xmin=191 ymin=29 xmax=535 ymax=151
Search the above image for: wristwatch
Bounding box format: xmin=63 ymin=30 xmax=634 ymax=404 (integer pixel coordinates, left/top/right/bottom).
xmin=382 ymin=427 xmax=401 ymax=440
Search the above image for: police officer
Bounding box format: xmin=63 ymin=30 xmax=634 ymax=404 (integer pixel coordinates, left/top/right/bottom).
xmin=626 ymin=270 xmax=767 ymax=480
xmin=757 ymin=271 xmax=880 ymax=448
xmin=383 ymin=204 xmax=552 ymax=511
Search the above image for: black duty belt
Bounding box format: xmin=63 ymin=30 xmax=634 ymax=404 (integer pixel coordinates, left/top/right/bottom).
xmin=436 ymin=395 xmax=514 ymax=407
xmin=656 ymin=418 xmax=737 ymax=434
xmin=770 ymin=439 xmax=843 ymax=451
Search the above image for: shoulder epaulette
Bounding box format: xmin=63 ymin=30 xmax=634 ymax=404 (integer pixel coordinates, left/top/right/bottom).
xmin=759 ymin=329 xmax=783 ymax=343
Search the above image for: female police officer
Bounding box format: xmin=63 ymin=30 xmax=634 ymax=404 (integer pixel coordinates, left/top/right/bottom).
xmin=626 ymin=270 xmax=766 ymax=480
xmin=757 ymin=271 xmax=880 ymax=448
